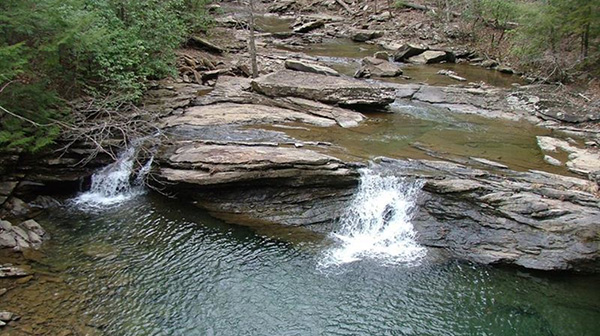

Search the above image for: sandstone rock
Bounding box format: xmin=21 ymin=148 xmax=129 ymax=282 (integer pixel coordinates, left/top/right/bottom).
xmin=293 ymin=20 xmax=324 ymax=33
xmin=480 ymin=59 xmax=499 ymax=68
xmin=470 ymin=157 xmax=509 ymax=169
xmin=393 ymin=43 xmax=428 ymax=62
xmin=373 ymin=158 xmax=600 ymax=272
xmin=350 ymin=29 xmax=384 ymax=42
xmin=284 ymin=59 xmax=340 ymax=76
xmin=407 ymin=50 xmax=449 ymax=64
xmin=0 ymin=181 xmax=17 ymax=206
xmin=0 ymin=233 xmax=16 ymax=248
xmin=251 ymin=70 xmax=396 ymax=107
xmin=162 ymin=103 xmax=337 ymax=128
xmin=360 ymin=57 xmax=403 ymax=77
xmin=20 ymin=219 xmax=45 ymax=238
xmin=153 ymin=142 xmax=362 ymax=226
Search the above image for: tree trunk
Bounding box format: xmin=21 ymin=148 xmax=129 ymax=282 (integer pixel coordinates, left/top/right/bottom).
xmin=248 ymin=0 xmax=258 ymax=78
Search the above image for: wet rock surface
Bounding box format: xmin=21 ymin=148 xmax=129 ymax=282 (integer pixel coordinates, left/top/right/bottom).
xmin=372 ymin=158 xmax=600 ymax=272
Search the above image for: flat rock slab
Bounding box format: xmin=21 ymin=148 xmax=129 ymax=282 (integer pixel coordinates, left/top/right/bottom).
xmin=251 ymin=70 xmax=396 ymax=106
xmin=162 ymin=102 xmax=337 ymax=128
xmin=153 ymin=142 xmax=361 ymax=226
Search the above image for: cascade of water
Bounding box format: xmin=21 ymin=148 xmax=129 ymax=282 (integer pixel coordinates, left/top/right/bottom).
xmin=321 ymin=168 xmax=426 ymax=267
xmin=73 ymin=146 xmax=152 ymax=207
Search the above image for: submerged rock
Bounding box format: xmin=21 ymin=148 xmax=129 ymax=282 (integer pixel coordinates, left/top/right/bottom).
xmin=537 ymin=136 xmax=600 ymax=176
xmin=251 ymin=70 xmax=396 ymax=107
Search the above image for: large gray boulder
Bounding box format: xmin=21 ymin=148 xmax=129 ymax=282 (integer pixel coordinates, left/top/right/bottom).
xmin=251 ymin=70 xmax=396 ymax=107
xmin=373 ymin=158 xmax=600 ymax=272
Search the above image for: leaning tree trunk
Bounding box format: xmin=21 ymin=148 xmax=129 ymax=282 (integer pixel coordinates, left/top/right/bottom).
xmin=248 ymin=0 xmax=259 ymax=78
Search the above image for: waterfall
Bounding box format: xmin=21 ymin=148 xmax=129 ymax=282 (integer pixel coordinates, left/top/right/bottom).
xmin=321 ymin=168 xmax=426 ymax=267
xmin=73 ymin=146 xmax=152 ymax=207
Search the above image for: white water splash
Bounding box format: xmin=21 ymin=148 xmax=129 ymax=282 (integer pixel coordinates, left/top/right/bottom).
xmin=72 ymin=146 xmax=152 ymax=207
xmin=320 ymin=169 xmax=426 ymax=267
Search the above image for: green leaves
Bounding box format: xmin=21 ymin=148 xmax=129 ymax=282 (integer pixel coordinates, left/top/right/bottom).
xmin=0 ymin=0 xmax=212 ymax=152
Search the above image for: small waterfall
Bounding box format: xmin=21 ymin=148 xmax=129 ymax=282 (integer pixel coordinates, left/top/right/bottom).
xmin=321 ymin=168 xmax=426 ymax=267
xmin=73 ymin=146 xmax=152 ymax=207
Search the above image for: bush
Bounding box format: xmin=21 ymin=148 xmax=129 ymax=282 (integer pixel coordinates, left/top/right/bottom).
xmin=0 ymin=0 xmax=212 ymax=152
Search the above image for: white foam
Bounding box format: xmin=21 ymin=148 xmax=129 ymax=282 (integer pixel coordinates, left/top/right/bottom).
xmin=72 ymin=146 xmax=151 ymax=208
xmin=320 ymin=168 xmax=426 ymax=267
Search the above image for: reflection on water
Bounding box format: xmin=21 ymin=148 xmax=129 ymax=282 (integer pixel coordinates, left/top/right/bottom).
xmin=261 ymin=101 xmax=570 ymax=175
xmin=2 ymin=195 xmax=598 ymax=335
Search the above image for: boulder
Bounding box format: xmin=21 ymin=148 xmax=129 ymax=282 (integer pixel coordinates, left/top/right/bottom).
xmin=407 ymin=50 xmax=449 ymax=64
xmin=251 ymin=70 xmax=396 ymax=107
xmin=360 ymin=57 xmax=403 ymax=77
xmin=293 ymin=20 xmax=325 ymax=33
xmin=373 ymin=158 xmax=600 ymax=272
xmin=284 ymin=59 xmax=340 ymax=76
xmin=350 ymin=29 xmax=384 ymax=42
xmin=393 ymin=43 xmax=428 ymax=62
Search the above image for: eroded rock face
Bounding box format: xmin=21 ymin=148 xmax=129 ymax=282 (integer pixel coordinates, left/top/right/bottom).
xmin=372 ymin=158 xmax=600 ymax=272
xmin=152 ymin=142 xmax=361 ymax=226
xmin=251 ymin=70 xmax=396 ymax=107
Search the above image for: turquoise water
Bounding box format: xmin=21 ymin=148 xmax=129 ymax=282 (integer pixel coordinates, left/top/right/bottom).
xmin=5 ymin=194 xmax=596 ymax=335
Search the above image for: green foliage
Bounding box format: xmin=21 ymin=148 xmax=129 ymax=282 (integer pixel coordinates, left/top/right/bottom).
xmin=0 ymin=0 xmax=212 ymax=152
